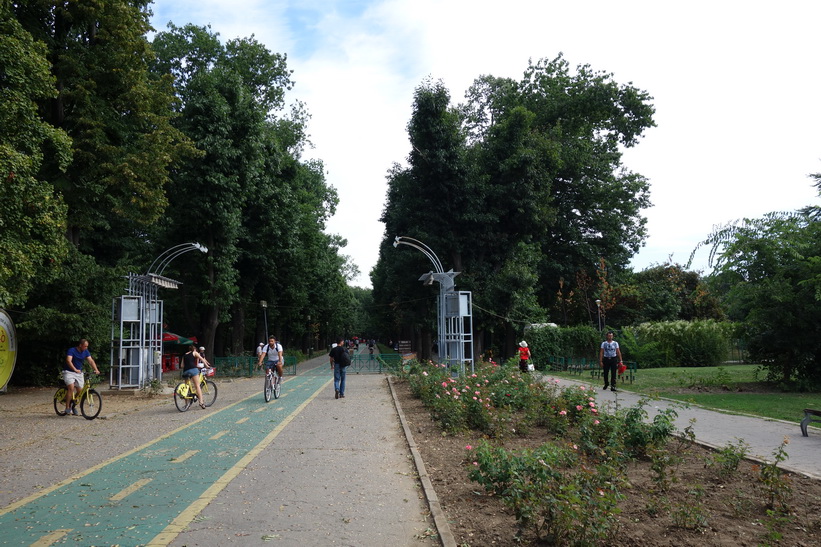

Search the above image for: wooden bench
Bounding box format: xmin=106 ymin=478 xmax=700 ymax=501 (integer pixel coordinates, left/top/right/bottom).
xmin=800 ymin=409 xmax=821 ymax=437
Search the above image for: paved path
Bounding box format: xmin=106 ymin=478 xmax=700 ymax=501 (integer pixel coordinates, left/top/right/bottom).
xmin=551 ymin=375 xmax=821 ymax=479
xmin=0 ymin=352 xmax=434 ymax=546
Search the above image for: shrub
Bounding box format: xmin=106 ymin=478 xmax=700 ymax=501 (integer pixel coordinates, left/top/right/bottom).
xmin=468 ymin=440 xmax=623 ymax=544
xmin=626 ymin=320 xmax=733 ymax=367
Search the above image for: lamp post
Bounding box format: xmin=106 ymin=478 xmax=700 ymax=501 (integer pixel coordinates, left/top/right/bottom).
xmin=260 ymin=300 xmax=269 ymax=339
xmin=595 ymin=299 xmax=602 ymax=334
xmin=393 ymin=236 xmax=473 ymax=374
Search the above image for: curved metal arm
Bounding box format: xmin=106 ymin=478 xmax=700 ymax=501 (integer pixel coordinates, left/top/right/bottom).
xmin=393 ymin=236 xmax=444 ymax=273
xmin=147 ymin=242 xmax=208 ymax=275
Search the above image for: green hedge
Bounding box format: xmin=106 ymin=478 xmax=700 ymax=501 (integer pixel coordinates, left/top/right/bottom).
xmin=622 ymin=320 xmax=732 ymax=367
xmin=526 ymin=325 xmax=600 ymax=363
xmin=526 ymin=320 xmax=733 ymax=369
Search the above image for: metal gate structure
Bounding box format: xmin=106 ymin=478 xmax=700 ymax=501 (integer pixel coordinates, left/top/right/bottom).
xmin=110 ymin=243 xmax=207 ymax=389
xmin=394 ymin=236 xmax=474 ymax=376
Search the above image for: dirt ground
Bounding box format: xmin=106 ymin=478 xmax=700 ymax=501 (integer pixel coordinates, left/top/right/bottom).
xmin=392 ymin=379 xmax=821 ymax=547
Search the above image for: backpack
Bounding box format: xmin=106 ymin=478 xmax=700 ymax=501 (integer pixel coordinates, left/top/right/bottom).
xmin=338 ymin=347 xmax=351 ymax=367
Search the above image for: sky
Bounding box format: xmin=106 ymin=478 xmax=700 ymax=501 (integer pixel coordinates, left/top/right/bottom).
xmin=149 ymin=0 xmax=821 ymax=287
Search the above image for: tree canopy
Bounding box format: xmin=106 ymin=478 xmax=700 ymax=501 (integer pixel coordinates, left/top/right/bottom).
xmin=373 ymin=56 xmax=656 ymax=357
xmin=2 ymin=5 xmax=354 ymax=384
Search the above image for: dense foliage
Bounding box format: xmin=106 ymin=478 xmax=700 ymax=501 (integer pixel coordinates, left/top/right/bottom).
xmin=373 ymin=56 xmax=657 ymax=357
xmin=697 ymin=178 xmax=821 ymax=387
xmin=1 ymin=3 xmax=354 ymax=384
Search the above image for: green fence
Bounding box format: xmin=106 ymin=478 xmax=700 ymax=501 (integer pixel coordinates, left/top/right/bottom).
xmin=211 ymin=355 xmax=297 ymax=378
xmin=544 ymin=356 xmax=637 ymax=384
xmin=348 ymin=353 xmax=403 ymax=374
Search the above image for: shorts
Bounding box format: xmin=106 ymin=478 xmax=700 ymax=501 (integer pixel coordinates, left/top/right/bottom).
xmin=182 ymin=368 xmax=201 ymax=378
xmin=265 ymin=360 xmax=280 ymax=370
xmin=63 ymin=370 xmax=84 ymax=388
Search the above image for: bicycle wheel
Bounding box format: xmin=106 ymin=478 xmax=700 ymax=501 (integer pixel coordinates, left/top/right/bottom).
xmin=264 ymin=374 xmax=273 ymax=402
xmin=53 ymin=388 xmax=67 ymax=416
xmin=202 ymin=380 xmax=218 ymax=407
xmin=273 ymin=375 xmax=281 ymax=399
xmin=174 ymin=383 xmax=192 ymax=412
xmin=80 ymin=389 xmax=102 ymax=420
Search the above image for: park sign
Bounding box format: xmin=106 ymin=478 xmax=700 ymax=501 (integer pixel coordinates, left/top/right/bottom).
xmin=0 ymin=309 xmax=17 ymax=391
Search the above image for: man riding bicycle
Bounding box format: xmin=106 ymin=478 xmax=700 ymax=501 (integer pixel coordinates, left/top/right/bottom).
xmin=257 ymin=335 xmax=284 ymax=381
xmin=63 ymin=338 xmax=100 ymax=416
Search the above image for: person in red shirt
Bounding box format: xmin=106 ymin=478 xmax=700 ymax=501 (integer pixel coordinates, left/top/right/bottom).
xmin=517 ymin=341 xmax=531 ymax=373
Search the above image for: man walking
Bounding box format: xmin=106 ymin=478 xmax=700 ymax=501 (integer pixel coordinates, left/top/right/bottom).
xmin=599 ymin=331 xmax=623 ymax=392
xmin=329 ymin=337 xmax=350 ymax=399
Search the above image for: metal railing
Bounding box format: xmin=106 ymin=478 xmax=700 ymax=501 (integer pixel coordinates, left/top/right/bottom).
xmin=211 ymin=355 xmax=297 ymax=378
xmin=544 ymin=356 xmax=637 ymax=384
xmin=348 ymin=353 xmax=403 ymax=374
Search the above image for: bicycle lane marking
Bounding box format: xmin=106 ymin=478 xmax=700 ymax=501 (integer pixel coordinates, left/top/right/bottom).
xmin=0 ymin=374 xmax=332 ymax=546
xmin=146 ymin=376 xmax=329 ymax=546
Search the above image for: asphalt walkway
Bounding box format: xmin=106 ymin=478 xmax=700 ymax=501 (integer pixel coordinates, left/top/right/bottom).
xmin=0 ymin=352 xmax=435 ymax=547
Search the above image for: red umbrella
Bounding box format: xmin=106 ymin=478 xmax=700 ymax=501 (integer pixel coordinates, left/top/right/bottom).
xmin=162 ymin=332 xmax=198 ymax=345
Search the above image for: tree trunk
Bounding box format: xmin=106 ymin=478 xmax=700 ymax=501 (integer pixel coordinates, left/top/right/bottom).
xmin=231 ymin=302 xmax=245 ymax=356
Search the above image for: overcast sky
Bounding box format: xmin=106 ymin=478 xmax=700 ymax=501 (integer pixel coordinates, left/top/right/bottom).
xmin=150 ymin=0 xmax=821 ymax=287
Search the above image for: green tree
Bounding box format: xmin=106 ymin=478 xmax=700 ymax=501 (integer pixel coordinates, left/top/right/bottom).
xmin=374 ymin=56 xmax=655 ymax=358
xmin=14 ymin=0 xmax=192 ymax=249
xmin=609 ymin=263 xmax=724 ymax=326
xmin=0 ymin=6 xmax=71 ymax=307
xmin=698 ymin=206 xmax=821 ymax=387
xmin=152 ymin=24 xmax=350 ymax=355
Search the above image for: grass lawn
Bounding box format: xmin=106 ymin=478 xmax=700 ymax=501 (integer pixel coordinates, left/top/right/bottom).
xmin=545 ymin=364 xmax=821 ymax=424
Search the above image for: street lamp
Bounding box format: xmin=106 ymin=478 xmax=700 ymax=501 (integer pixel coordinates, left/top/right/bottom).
xmin=393 ymin=235 xmax=473 ymax=374
xmin=148 ymin=242 xmax=208 ymax=276
xmin=260 ymin=300 xmax=269 ymax=339
xmin=595 ymin=299 xmax=602 ymax=333
xmin=113 ymin=242 xmax=208 ymax=390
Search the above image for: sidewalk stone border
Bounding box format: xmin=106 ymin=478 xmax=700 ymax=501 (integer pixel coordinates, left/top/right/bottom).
xmin=387 ymin=376 xmax=456 ymax=547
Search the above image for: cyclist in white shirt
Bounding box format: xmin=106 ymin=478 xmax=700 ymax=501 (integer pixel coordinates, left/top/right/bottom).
xmin=257 ymin=335 xmax=284 ymax=380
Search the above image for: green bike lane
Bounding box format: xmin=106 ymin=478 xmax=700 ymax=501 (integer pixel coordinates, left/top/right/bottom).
xmin=0 ymin=373 xmax=332 ymax=546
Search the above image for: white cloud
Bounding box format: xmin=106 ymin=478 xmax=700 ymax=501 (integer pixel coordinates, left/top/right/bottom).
xmin=151 ymin=0 xmax=821 ymax=286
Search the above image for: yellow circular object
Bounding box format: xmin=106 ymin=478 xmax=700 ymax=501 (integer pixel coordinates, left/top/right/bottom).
xmin=0 ymin=309 xmax=18 ymax=390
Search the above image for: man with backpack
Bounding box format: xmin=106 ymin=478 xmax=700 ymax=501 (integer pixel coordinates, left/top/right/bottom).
xmin=329 ymin=336 xmax=350 ymax=399
xmin=257 ymin=335 xmax=284 ymax=382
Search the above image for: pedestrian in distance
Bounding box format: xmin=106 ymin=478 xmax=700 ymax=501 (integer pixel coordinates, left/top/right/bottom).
xmin=182 ymin=345 xmax=211 ymax=408
xmin=517 ymin=341 xmax=531 ymax=373
xmin=255 ymin=342 xmax=265 ymax=369
xmin=599 ymin=331 xmax=623 ymax=392
xmin=329 ymin=336 xmax=350 ymax=399
xmin=63 ymin=339 xmax=100 ymax=415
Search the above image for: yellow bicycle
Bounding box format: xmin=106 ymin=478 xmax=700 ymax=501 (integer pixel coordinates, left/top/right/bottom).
xmin=174 ymin=368 xmax=218 ymax=411
xmin=53 ymin=373 xmax=102 ymax=420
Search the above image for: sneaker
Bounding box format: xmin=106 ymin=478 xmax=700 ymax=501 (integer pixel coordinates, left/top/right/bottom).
xmin=71 ymin=407 xmax=79 ymax=416
xmin=335 ymin=389 xmax=339 ymax=399
xmin=339 ymin=394 xmax=345 ymax=398
xmin=602 ymin=385 xmax=608 ymax=390
xmin=62 ymin=409 xmax=71 ymax=416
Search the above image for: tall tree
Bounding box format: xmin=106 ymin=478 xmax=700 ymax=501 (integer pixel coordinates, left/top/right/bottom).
xmin=14 ymin=0 xmax=192 ymax=251
xmin=374 ymin=56 xmax=655 ymax=357
xmin=0 ymin=5 xmax=71 ymax=307
xmin=152 ymin=24 xmax=350 ymax=355
xmin=698 ymin=207 xmax=821 ymax=387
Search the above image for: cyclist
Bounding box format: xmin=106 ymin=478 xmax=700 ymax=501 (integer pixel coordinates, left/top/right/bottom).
xmin=257 ymin=335 xmax=284 ymax=384
xmin=182 ymin=345 xmax=211 ymax=409
xmin=63 ymin=339 xmax=100 ymax=416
